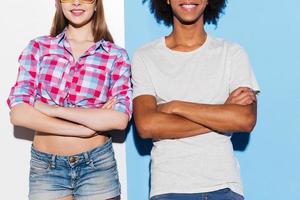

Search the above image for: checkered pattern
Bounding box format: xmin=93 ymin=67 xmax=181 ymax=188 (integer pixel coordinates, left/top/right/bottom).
xmin=7 ymin=30 xmax=132 ymax=117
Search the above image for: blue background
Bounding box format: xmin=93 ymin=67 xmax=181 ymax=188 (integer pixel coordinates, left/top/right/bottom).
xmin=125 ymin=0 xmax=300 ymax=199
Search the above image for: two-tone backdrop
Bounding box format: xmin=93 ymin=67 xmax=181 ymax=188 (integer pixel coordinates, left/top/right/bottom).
xmin=1 ymin=0 xmax=299 ymax=199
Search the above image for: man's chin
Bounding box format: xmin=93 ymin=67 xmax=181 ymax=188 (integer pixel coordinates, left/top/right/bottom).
xmin=180 ymin=19 xmax=200 ymax=25
xmin=175 ymin=15 xmax=203 ymax=25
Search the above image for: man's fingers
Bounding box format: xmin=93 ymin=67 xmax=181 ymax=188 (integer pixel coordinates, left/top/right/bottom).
xmin=233 ymin=91 xmax=256 ymax=102
xmin=235 ymin=96 xmax=256 ymax=105
xmin=230 ymin=87 xmax=252 ymax=97
xmin=227 ymin=89 xmax=257 ymax=105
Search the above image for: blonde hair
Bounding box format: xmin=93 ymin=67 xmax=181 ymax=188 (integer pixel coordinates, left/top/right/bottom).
xmin=50 ymin=0 xmax=114 ymax=43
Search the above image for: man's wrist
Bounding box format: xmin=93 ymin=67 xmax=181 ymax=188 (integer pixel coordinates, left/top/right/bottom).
xmin=171 ymin=100 xmax=181 ymax=115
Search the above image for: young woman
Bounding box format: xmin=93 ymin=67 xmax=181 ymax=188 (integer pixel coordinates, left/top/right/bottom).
xmin=7 ymin=0 xmax=132 ymax=199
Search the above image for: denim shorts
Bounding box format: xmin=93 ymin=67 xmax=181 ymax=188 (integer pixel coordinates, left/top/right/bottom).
xmin=29 ymin=138 xmax=120 ymax=200
xmin=150 ymin=188 xmax=244 ymax=200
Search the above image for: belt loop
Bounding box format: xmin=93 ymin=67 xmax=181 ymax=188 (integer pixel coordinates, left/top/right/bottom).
xmin=51 ymin=155 xmax=56 ymax=169
xmin=83 ymin=152 xmax=90 ymax=164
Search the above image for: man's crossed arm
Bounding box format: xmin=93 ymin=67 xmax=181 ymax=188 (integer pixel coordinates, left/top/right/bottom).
xmin=133 ymin=87 xmax=257 ymax=140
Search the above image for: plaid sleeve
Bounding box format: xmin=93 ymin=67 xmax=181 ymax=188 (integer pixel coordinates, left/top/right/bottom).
xmin=108 ymin=49 xmax=133 ymax=119
xmin=7 ymin=40 xmax=40 ymax=109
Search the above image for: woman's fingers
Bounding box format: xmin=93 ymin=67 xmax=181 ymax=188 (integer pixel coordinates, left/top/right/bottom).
xmin=102 ymin=98 xmax=117 ymax=109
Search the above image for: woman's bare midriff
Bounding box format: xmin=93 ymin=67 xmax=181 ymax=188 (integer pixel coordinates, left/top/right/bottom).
xmin=33 ymin=132 xmax=108 ymax=156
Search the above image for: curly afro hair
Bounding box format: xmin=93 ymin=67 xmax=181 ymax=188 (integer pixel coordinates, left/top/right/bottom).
xmin=143 ymin=0 xmax=227 ymax=26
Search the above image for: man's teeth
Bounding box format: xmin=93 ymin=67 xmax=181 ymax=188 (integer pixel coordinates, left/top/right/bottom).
xmin=181 ymin=4 xmax=196 ymax=9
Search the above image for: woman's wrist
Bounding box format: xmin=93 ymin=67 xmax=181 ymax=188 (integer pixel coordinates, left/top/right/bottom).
xmin=53 ymin=106 xmax=63 ymax=118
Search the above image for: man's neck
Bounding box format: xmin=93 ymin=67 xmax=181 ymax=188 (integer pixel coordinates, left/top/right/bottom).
xmin=166 ymin=19 xmax=207 ymax=52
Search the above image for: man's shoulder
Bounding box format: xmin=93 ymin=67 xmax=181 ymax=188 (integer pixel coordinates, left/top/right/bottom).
xmin=208 ymin=35 xmax=245 ymax=53
xmin=134 ymin=38 xmax=163 ymax=56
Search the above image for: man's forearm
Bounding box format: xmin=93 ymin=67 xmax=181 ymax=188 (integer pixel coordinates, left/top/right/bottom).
xmin=135 ymin=111 xmax=211 ymax=140
xmin=171 ymin=101 xmax=257 ymax=133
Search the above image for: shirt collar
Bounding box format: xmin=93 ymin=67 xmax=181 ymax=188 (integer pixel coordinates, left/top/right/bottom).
xmin=55 ymin=28 xmax=110 ymax=53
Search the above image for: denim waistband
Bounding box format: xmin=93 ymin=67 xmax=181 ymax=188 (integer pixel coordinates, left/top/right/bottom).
xmin=31 ymin=137 xmax=113 ymax=168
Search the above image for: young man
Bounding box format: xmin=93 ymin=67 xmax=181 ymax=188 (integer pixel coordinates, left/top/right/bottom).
xmin=132 ymin=0 xmax=259 ymax=199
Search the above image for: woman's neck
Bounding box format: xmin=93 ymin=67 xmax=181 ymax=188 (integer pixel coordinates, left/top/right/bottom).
xmin=66 ymin=22 xmax=94 ymax=42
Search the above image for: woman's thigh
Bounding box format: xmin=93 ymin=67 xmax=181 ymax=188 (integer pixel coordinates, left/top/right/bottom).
xmin=29 ymin=152 xmax=73 ymax=200
xmin=73 ymin=139 xmax=121 ymax=200
xmin=29 ymin=139 xmax=121 ymax=200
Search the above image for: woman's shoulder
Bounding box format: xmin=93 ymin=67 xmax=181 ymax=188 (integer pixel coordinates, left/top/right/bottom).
xmin=100 ymin=40 xmax=129 ymax=57
xmin=29 ymin=35 xmax=52 ymax=42
xmin=21 ymin=35 xmax=58 ymax=53
xmin=22 ymin=34 xmax=65 ymax=54
xmin=28 ymin=34 xmax=62 ymax=47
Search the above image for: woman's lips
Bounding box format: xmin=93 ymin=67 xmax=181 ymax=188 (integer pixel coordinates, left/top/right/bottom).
xmin=70 ymin=9 xmax=85 ymax=16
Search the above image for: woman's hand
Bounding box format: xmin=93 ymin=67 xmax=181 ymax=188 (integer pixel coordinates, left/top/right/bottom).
xmin=34 ymin=101 xmax=58 ymax=117
xmin=102 ymin=98 xmax=117 ymax=110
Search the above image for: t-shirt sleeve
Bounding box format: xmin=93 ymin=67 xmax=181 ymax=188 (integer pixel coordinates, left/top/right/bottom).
xmin=229 ymin=45 xmax=260 ymax=93
xmin=131 ymin=52 xmax=156 ymax=99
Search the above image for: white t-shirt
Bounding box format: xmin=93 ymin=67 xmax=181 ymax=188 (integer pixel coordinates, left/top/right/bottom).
xmin=131 ymin=35 xmax=260 ymax=198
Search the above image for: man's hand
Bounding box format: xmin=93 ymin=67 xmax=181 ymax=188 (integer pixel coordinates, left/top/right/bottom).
xmin=157 ymin=101 xmax=177 ymax=114
xmin=225 ymin=87 xmax=257 ymax=105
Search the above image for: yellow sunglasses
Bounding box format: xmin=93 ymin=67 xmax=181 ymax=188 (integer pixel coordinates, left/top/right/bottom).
xmin=60 ymin=0 xmax=96 ymax=4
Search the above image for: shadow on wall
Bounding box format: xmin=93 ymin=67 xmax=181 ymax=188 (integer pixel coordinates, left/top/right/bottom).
xmin=132 ymin=121 xmax=153 ymax=156
xmin=14 ymin=126 xmax=34 ymax=141
xmin=231 ymin=132 xmax=251 ymax=151
xmin=13 ymin=126 xmax=130 ymax=144
xmin=130 ymin=120 xmax=152 ymax=195
xmin=107 ymin=128 xmax=129 ymax=144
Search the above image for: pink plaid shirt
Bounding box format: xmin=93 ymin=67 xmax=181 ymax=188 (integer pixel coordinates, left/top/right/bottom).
xmin=7 ymin=30 xmax=132 ymax=117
